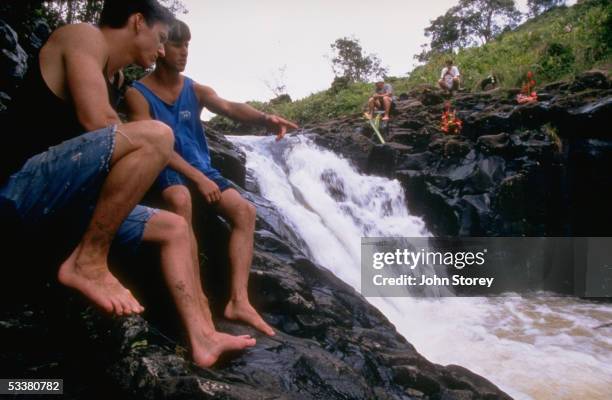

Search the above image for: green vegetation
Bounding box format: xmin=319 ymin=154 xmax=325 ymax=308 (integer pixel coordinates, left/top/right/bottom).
xmin=210 ymin=0 xmax=611 ymax=128
xmin=410 ymin=0 xmax=611 ymax=89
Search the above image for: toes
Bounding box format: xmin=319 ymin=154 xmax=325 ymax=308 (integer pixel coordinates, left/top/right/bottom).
xmin=100 ymin=299 xmax=115 ymax=314
xmin=127 ymin=293 xmax=143 ymax=314
xmin=110 ymin=298 xmax=123 ymax=316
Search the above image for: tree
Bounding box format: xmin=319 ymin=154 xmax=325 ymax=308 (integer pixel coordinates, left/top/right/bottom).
xmin=458 ymin=0 xmax=521 ymax=44
xmin=424 ymin=6 xmax=470 ymax=53
xmin=329 ymin=37 xmax=388 ymax=83
xmin=527 ymin=0 xmax=566 ymax=17
xmin=42 ymin=0 xmax=186 ymax=26
xmin=417 ymin=0 xmax=520 ymax=62
xmin=263 ymin=64 xmax=288 ymax=97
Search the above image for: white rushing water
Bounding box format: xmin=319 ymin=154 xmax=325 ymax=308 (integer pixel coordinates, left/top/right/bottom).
xmin=230 ymin=134 xmax=612 ymax=400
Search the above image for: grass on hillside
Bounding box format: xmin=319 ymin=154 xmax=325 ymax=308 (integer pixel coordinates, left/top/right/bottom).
xmin=210 ymin=0 xmax=611 ymax=129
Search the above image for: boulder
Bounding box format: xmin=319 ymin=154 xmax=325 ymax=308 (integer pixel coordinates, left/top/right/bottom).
xmin=0 ymin=19 xmax=28 ymax=91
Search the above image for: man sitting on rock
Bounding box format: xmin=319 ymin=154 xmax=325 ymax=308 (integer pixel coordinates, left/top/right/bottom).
xmin=366 ymin=80 xmax=395 ymax=121
xmin=1 ymin=0 xmax=256 ymax=368
xmin=125 ymin=19 xmax=298 ymax=339
xmin=438 ymin=59 xmax=461 ymax=94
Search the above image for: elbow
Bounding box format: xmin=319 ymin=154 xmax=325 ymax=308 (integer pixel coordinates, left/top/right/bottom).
xmin=80 ymin=112 xmax=121 ymax=132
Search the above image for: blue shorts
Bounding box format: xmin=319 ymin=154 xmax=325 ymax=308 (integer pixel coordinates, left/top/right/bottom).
xmin=156 ymin=164 xmax=232 ymax=193
xmin=0 ymin=125 xmax=158 ymax=251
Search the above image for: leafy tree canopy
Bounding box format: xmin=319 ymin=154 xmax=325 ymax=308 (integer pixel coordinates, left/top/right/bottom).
xmin=329 ymin=37 xmax=388 ymax=83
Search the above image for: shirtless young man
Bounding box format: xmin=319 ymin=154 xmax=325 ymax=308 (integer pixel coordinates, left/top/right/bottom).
xmin=125 ymin=19 xmax=298 ymax=337
xmin=0 ymin=0 xmax=254 ymax=367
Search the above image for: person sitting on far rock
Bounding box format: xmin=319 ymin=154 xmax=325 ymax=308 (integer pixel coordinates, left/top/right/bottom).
xmin=366 ymin=80 xmax=395 ymax=121
xmin=0 ymin=0 xmax=256 ymax=368
xmin=438 ymin=59 xmax=461 ymax=95
xmin=125 ymin=19 xmax=298 ymax=340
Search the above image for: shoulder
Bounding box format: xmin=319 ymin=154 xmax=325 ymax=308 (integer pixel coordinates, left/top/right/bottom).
xmin=125 ymin=85 xmax=149 ymax=105
xmin=52 ymin=23 xmax=108 ymax=61
xmin=55 ymin=23 xmax=106 ymax=50
xmin=124 ymin=86 xmax=152 ymax=117
xmin=192 ymin=81 xmax=217 ymax=102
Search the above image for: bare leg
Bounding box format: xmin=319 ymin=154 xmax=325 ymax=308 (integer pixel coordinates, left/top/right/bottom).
xmin=142 ymin=210 xmax=256 ymax=367
xmin=212 ymin=189 xmax=275 ymax=336
xmin=161 ymin=185 xmax=203 ymax=310
xmin=438 ymin=79 xmax=448 ymax=91
xmin=58 ymin=120 xmax=173 ymax=316
xmin=382 ymin=97 xmax=392 ymax=120
xmin=366 ymin=97 xmax=376 ymax=118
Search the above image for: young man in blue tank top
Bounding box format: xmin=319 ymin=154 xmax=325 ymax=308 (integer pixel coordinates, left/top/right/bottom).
xmin=1 ymin=1 xmax=256 ymax=367
xmin=125 ymin=20 xmax=298 ymax=339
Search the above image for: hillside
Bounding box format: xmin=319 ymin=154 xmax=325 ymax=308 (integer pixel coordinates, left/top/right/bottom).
xmin=209 ymin=0 xmax=611 ymax=130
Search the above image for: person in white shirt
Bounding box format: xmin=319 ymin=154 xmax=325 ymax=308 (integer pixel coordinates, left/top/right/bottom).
xmin=438 ymin=59 xmax=460 ymax=94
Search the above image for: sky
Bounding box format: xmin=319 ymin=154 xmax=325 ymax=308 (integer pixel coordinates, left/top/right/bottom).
xmin=178 ymin=0 xmax=567 ymax=119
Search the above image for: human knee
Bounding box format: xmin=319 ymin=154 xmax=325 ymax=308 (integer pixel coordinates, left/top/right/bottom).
xmin=133 ymin=120 xmax=174 ymax=160
xmin=164 ymin=186 xmax=192 ymax=218
xmin=160 ymin=212 xmax=190 ymax=244
xmin=237 ymin=200 xmax=256 ymax=225
xmin=148 ymin=121 xmax=174 ymax=159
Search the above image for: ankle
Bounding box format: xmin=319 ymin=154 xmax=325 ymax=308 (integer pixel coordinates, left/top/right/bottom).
xmin=228 ymin=294 xmax=250 ymax=305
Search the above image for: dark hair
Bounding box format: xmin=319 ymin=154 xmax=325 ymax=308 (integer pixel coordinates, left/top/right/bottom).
xmin=99 ymin=0 xmax=174 ymax=29
xmin=168 ymin=19 xmax=191 ymax=42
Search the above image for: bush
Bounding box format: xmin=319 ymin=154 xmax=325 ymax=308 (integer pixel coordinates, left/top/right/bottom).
xmin=537 ymin=42 xmax=575 ymax=80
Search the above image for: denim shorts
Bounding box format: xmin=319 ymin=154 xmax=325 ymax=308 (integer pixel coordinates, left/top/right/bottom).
xmin=0 ymin=125 xmax=158 ymax=251
xmin=156 ymin=165 xmax=232 ymax=193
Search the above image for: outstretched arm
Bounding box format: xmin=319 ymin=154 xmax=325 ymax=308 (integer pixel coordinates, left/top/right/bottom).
xmin=124 ymin=87 xmax=221 ymax=203
xmin=195 ymin=83 xmax=298 ymax=140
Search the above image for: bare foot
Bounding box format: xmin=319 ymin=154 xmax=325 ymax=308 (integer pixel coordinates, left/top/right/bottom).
xmin=224 ymin=300 xmax=275 ymax=336
xmin=57 ymin=247 xmax=144 ymax=316
xmin=191 ymin=331 xmax=256 ymax=368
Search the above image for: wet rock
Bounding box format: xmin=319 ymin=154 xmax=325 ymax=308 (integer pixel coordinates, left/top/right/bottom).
xmin=444 ymin=139 xmax=471 ymax=159
xmin=477 ymin=132 xmax=510 ymax=155
xmin=23 ymin=18 xmax=51 ymax=53
xmin=0 ymin=19 xmax=28 ymax=91
xmin=397 ymin=151 xmax=436 ymax=171
xmin=367 ymin=143 xmax=412 ymax=177
xmin=569 ymin=70 xmax=610 ymax=92
xmin=205 ymin=123 xmax=247 ymax=187
xmin=494 ymin=173 xmax=527 ymax=220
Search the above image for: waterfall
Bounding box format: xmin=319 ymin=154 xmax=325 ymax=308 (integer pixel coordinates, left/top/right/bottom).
xmin=230 ymin=134 xmax=612 ymax=400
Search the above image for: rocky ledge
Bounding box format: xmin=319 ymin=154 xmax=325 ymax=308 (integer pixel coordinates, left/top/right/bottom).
xmin=308 ymin=71 xmax=612 ymax=237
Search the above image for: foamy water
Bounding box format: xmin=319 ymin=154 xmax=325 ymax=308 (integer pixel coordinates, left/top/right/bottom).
xmin=230 ymin=134 xmax=612 ymax=399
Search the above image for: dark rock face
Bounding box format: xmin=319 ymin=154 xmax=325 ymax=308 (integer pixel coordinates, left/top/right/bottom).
xmin=308 ymin=70 xmax=612 ymax=237
xmin=0 ymin=19 xmax=28 ymax=93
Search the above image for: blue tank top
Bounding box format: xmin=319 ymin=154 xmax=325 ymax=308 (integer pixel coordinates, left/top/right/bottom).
xmin=132 ymin=77 xmax=212 ymax=171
